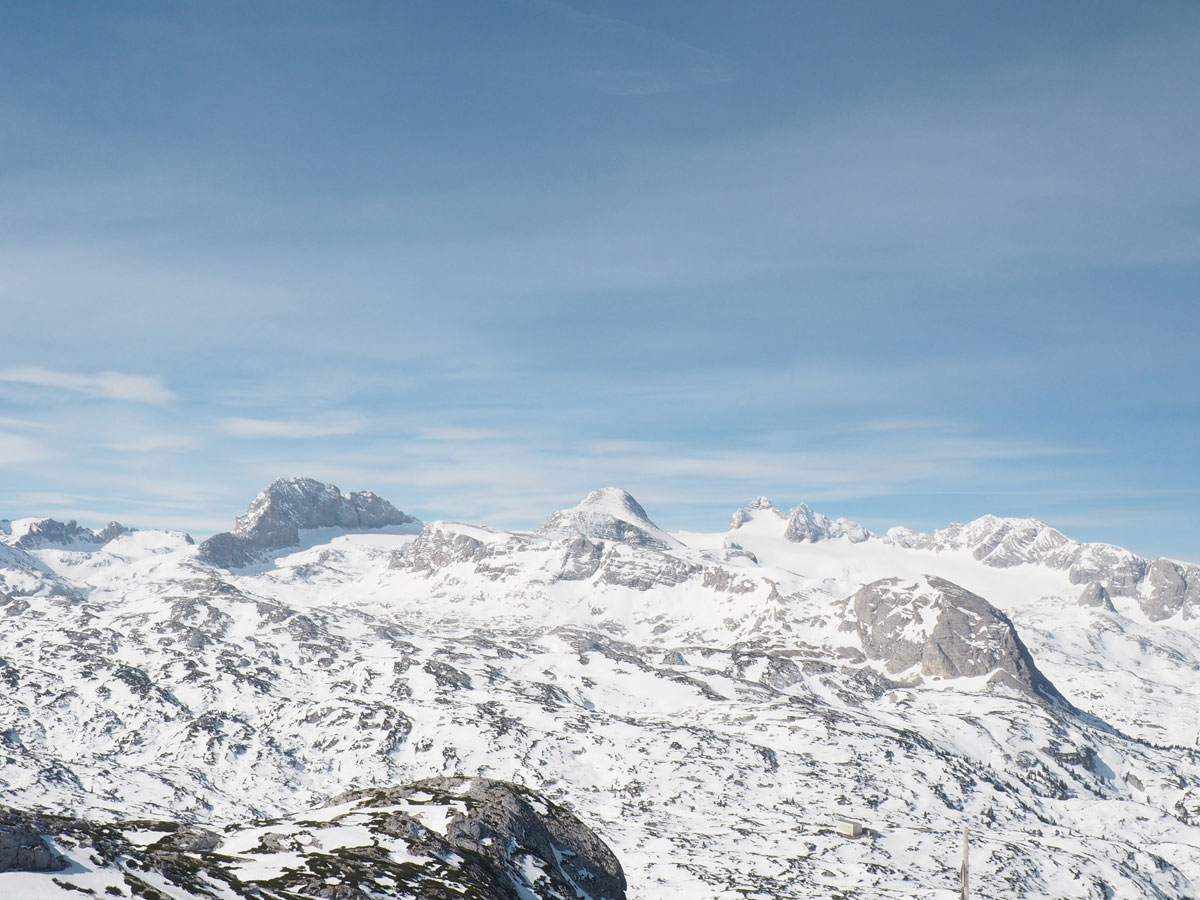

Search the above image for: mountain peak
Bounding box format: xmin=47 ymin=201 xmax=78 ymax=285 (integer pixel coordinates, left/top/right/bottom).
xmin=538 ymin=488 xmax=678 ymax=550
xmin=783 ymin=502 xmax=872 ymax=544
xmin=573 ymin=487 xmax=652 ymax=521
xmin=198 ymin=477 xmax=421 ymax=569
xmin=728 ymin=496 xmax=786 ymax=530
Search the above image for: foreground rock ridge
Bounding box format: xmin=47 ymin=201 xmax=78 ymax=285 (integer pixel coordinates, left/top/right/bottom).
xmin=2 ymin=482 xmax=1200 ymax=898
xmin=0 ymin=777 xmax=627 ymax=900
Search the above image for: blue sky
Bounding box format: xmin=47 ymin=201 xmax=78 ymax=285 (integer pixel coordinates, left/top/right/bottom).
xmin=1 ymin=1 xmax=1199 ymax=559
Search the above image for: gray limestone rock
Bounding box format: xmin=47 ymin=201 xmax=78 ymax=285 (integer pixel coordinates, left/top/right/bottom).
xmin=0 ymin=823 xmax=66 ymax=872
xmin=783 ymin=503 xmax=871 ymax=543
xmin=882 ymin=516 xmax=1159 ymax=603
xmin=598 ymin=545 xmax=701 ymax=590
xmin=1174 ymin=788 xmax=1200 ymax=826
xmin=556 ymin=535 xmax=605 ymax=581
xmin=398 ymin=523 xmax=533 ymax=581
xmin=851 ymin=575 xmax=1066 ymax=704
xmin=1140 ymin=558 xmax=1200 ymax=622
xmin=1065 ymin=544 xmax=1147 ymax=595
xmin=11 ymin=518 xmax=133 ymax=550
xmin=1078 ymin=582 xmax=1116 ymax=611
xmin=198 ymin=477 xmax=421 ymax=569
xmin=405 ymin=527 xmax=489 ymax=573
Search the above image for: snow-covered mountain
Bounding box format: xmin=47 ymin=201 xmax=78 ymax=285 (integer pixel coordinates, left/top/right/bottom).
xmin=2 ymin=478 xmax=1200 ymax=898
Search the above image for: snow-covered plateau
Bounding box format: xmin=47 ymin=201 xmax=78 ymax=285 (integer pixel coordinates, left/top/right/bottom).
xmin=2 ymin=477 xmax=1200 ymax=898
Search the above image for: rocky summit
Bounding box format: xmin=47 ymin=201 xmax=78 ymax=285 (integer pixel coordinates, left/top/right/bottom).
xmin=198 ymin=476 xmax=423 ymax=568
xmin=2 ymin=480 xmax=1200 ymax=898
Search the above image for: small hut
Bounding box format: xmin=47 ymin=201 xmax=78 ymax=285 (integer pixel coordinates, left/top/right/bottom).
xmin=835 ymin=817 xmax=863 ymax=838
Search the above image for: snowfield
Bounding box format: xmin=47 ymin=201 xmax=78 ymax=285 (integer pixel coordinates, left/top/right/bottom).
xmin=1 ymin=478 xmax=1199 ymax=898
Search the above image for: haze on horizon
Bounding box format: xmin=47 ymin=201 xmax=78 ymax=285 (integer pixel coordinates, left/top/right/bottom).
xmin=1 ymin=1 xmax=1198 ymax=561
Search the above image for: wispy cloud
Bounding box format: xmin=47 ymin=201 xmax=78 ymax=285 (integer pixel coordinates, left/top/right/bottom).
xmin=106 ymin=432 xmax=199 ymax=453
xmin=414 ymin=427 xmax=503 ymax=442
xmin=0 ymin=432 xmax=56 ymax=466
xmin=219 ymin=417 xmax=363 ymax=439
xmin=0 ymin=366 xmax=174 ymax=404
xmin=0 ymin=416 xmax=47 ymax=430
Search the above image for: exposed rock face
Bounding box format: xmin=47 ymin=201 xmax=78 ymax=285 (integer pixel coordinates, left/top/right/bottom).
xmin=850 ymin=575 xmax=1066 ymax=703
xmin=1141 ymin=559 xmax=1200 ymax=622
xmin=394 ymin=518 xmax=701 ymax=591
xmin=557 ymin=535 xmax=605 ymax=581
xmin=5 ymin=518 xmax=133 ymax=550
xmin=0 ymin=778 xmax=625 ymax=900
xmin=198 ymin=477 xmax=421 ymax=568
xmin=1078 ymin=582 xmax=1116 ymax=611
xmin=1175 ymin=788 xmax=1200 ymax=826
xmin=539 ymin=487 xmax=679 ymax=550
xmin=783 ymin=503 xmax=871 ymax=544
xmin=885 ymin=516 xmax=1072 ymax=567
xmin=1063 ymin=543 xmax=1148 ymax=594
xmin=597 ymin=545 xmax=701 ymax=590
xmin=423 ymin=776 xmax=626 ymax=900
xmin=400 ymin=522 xmax=532 ymax=581
xmin=883 ymin=515 xmax=1200 ymax=616
xmin=0 ymin=820 xmax=66 ymax=873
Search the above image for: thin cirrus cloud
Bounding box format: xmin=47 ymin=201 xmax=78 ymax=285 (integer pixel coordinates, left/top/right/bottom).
xmin=0 ymin=432 xmax=55 ymax=466
xmin=219 ymin=417 xmax=364 ymax=439
xmin=0 ymin=366 xmax=174 ymax=404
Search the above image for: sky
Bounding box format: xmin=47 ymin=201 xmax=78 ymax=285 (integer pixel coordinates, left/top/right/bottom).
xmin=1 ymin=1 xmax=1199 ymax=560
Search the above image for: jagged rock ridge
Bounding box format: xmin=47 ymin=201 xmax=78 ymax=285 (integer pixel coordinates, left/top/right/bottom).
xmin=784 ymin=502 xmax=872 ymax=543
xmin=198 ymin=476 xmax=421 ymax=568
xmin=727 ymin=496 xmax=871 ymax=543
xmin=0 ymin=517 xmax=134 ymax=550
xmin=885 ymin=514 xmax=1200 ymax=621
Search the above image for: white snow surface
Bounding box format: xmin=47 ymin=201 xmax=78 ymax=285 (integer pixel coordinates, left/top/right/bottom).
xmin=2 ymin=489 xmax=1200 ymax=898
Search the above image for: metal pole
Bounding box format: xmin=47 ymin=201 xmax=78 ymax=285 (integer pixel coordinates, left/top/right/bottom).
xmin=960 ymin=824 xmax=969 ymax=900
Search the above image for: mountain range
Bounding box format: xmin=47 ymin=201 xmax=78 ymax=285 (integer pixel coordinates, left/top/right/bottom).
xmin=1 ymin=476 xmax=1199 ymax=898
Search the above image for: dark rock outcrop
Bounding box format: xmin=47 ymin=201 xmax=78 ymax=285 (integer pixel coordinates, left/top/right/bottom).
xmin=850 ymin=575 xmax=1066 ymax=704
xmin=0 ymin=778 xmax=626 ymax=900
xmin=351 ymin=777 xmax=628 ymax=900
xmin=0 ymin=821 xmax=67 ymax=872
